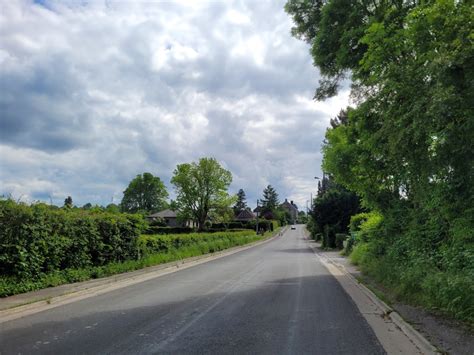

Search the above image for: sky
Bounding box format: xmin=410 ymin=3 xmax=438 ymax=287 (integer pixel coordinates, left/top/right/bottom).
xmin=0 ymin=0 xmax=349 ymax=211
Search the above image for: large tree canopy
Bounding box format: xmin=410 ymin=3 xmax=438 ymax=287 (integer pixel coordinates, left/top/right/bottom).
xmin=287 ymin=0 xmax=474 ymax=323
xmin=121 ymin=172 xmax=168 ymax=213
xmin=171 ymin=157 xmax=233 ymax=231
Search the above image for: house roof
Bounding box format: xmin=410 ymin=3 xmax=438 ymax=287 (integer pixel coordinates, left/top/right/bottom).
xmin=148 ymin=209 xmax=177 ymax=218
xmin=281 ymin=199 xmax=298 ymax=212
xmin=236 ymin=209 xmax=256 ymax=220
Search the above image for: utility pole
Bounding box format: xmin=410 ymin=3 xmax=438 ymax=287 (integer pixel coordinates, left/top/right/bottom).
xmin=256 ymin=199 xmax=259 ymax=235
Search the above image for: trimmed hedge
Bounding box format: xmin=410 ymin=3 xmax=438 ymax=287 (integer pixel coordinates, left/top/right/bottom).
xmin=145 ymin=226 xmax=194 ymax=235
xmin=0 ymin=199 xmax=145 ymax=279
xmin=138 ymin=230 xmax=258 ymax=256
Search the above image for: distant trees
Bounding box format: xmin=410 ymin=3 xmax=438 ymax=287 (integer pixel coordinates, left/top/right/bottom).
xmin=233 ymin=189 xmax=248 ymax=215
xmin=171 ymin=157 xmax=234 ymax=231
xmin=261 ymin=185 xmax=279 ymax=213
xmin=63 ymin=196 xmax=73 ymax=208
xmin=105 ymin=203 xmax=120 ymax=213
xmin=121 ymin=173 xmax=168 ymax=213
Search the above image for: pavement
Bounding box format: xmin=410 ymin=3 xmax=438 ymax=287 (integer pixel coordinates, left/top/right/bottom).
xmin=0 ymin=226 xmax=436 ymax=354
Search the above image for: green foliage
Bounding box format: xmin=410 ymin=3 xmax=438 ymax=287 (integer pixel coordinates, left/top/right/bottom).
xmin=288 ymin=0 xmax=474 ymax=324
xmin=0 ymin=199 xmax=145 ymax=280
xmin=310 ymin=177 xmax=362 ymax=249
xmin=63 ymin=196 xmax=73 ymax=208
xmin=233 ymin=189 xmax=248 ymax=214
xmin=260 ymin=185 xmax=279 ymax=212
xmin=144 ymin=226 xmax=195 ymax=235
xmin=138 ymin=230 xmax=258 ymax=257
xmin=105 ymin=203 xmax=120 ymax=213
xmin=171 ymin=157 xmax=233 ymax=231
xmin=121 ymin=172 xmax=168 ymax=214
xmin=335 ymin=233 xmax=348 ymax=250
xmin=0 ymin=210 xmax=267 ymax=297
xmin=349 ymin=212 xmax=372 ymax=234
xmin=354 ymin=212 xmax=383 ymax=243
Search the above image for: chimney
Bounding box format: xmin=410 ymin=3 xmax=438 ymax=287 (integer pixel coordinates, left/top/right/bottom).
xmin=290 ymin=200 xmax=294 ymax=205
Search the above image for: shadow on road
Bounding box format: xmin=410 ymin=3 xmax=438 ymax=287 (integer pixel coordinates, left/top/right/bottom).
xmin=1 ymin=274 xmax=384 ymax=355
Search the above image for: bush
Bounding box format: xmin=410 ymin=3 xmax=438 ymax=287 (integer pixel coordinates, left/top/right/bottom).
xmin=0 ymin=199 xmax=145 ymax=279
xmin=144 ymin=226 xmax=194 ymax=235
xmin=138 ymin=230 xmax=258 ymax=257
xmin=211 ymin=222 xmax=245 ymax=230
xmin=349 ymin=213 xmax=372 ymax=234
xmin=0 ymin=226 xmax=263 ymax=297
xmin=348 ymin=208 xmax=474 ymax=325
xmin=322 ymin=224 xmax=336 ymax=248
xmin=335 ymin=233 xmax=348 ymax=249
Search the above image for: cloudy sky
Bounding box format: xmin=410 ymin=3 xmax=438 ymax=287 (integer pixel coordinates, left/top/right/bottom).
xmin=0 ymin=0 xmax=349 ymax=210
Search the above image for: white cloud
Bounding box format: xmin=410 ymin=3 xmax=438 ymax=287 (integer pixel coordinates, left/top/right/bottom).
xmin=0 ymin=0 xmax=349 ymax=209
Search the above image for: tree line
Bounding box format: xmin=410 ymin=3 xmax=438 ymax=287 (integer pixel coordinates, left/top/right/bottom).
xmin=286 ymin=0 xmax=473 ymax=324
xmin=58 ymin=157 xmax=302 ymax=231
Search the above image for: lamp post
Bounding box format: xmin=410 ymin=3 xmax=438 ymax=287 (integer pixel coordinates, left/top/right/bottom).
xmin=256 ymin=199 xmax=259 ymax=235
xmin=310 ymin=176 xmax=320 ymax=213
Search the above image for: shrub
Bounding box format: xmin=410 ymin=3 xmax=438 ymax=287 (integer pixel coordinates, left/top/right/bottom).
xmin=0 ymin=199 xmax=145 ymax=279
xmin=144 ymin=226 xmax=194 ymax=235
xmin=335 ymin=233 xmax=348 ymax=249
xmin=138 ymin=230 xmax=257 ymax=257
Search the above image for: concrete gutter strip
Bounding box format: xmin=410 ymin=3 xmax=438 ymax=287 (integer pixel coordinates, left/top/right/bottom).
xmin=0 ymin=228 xmax=287 ymax=323
xmin=308 ymin=241 xmax=439 ymax=355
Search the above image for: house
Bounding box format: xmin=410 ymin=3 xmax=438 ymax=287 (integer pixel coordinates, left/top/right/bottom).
xmin=235 ymin=209 xmax=256 ymax=222
xmin=147 ymin=209 xmax=180 ymax=227
xmin=280 ymin=199 xmax=298 ymax=224
xmin=147 ymin=209 xmax=197 ymax=228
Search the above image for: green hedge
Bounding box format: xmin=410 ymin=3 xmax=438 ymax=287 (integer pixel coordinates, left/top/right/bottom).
xmin=0 ymin=199 xmax=145 ymax=279
xmin=0 ymin=200 xmax=265 ymax=297
xmin=138 ymin=230 xmax=257 ymax=256
xmin=144 ymin=226 xmax=195 ymax=235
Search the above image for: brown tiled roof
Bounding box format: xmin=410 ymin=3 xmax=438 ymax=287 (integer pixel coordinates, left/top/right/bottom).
xmin=148 ymin=209 xmax=177 ymax=218
xmin=236 ymin=209 xmax=256 ymax=220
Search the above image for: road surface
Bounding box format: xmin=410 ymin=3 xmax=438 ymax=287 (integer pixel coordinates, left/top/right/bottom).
xmin=0 ymin=226 xmax=384 ymax=354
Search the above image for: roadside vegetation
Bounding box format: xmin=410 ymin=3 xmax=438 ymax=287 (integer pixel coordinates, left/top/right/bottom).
xmin=287 ymin=0 xmax=473 ymax=325
xmin=0 ymin=156 xmax=288 ymax=297
xmin=0 ymin=199 xmax=276 ymax=297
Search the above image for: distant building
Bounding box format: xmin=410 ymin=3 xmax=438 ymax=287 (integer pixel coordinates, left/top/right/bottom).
xmin=147 ymin=209 xmax=180 ymax=227
xmin=280 ymin=199 xmax=298 ymax=223
xmin=147 ymin=209 xmax=197 ymax=227
xmin=235 ymin=209 xmax=256 ymax=222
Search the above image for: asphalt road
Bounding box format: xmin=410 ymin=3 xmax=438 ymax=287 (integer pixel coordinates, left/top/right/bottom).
xmin=0 ymin=226 xmax=385 ymax=354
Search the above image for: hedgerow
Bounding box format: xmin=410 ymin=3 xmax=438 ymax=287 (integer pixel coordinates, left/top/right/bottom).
xmin=0 ymin=199 xmax=145 ymax=279
xmin=0 ymin=200 xmax=264 ymax=297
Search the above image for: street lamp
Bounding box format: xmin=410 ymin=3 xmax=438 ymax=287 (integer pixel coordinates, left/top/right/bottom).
xmin=256 ymin=199 xmax=259 ymax=235
xmin=310 ymin=176 xmax=321 ymax=213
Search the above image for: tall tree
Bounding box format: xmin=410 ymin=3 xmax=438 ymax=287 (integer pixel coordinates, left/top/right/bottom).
xmin=63 ymin=196 xmax=73 ymax=208
xmin=233 ymin=189 xmax=248 ymax=214
xmin=287 ymin=0 xmax=474 ymax=320
xmin=171 ymin=157 xmax=233 ymax=231
xmin=261 ymin=185 xmax=279 ymax=212
xmin=121 ymin=172 xmax=168 ymax=213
